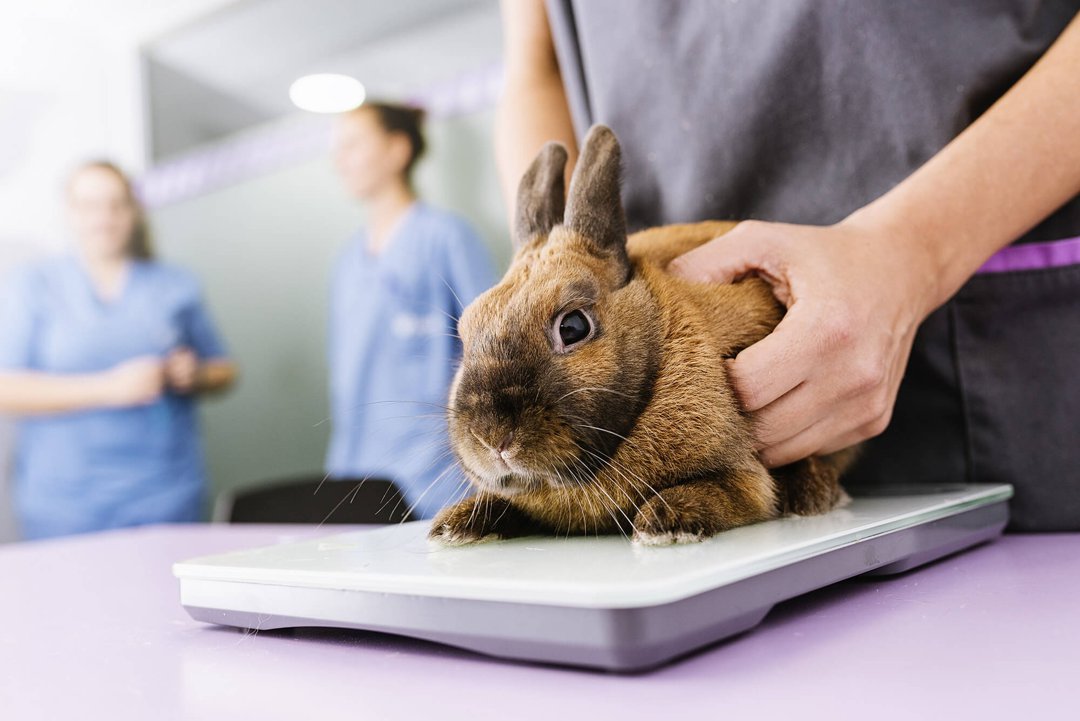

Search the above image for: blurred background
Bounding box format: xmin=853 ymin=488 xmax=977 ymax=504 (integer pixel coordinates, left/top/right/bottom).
xmin=0 ymin=0 xmax=508 ymax=542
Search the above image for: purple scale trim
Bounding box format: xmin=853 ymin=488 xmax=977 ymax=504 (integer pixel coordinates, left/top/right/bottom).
xmin=976 ymin=235 xmax=1080 ymax=274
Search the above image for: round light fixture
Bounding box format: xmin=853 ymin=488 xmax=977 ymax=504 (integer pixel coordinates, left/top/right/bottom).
xmin=289 ymin=74 xmax=366 ymax=113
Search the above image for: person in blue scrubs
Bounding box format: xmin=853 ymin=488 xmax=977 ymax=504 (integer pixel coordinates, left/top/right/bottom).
xmin=0 ymin=161 xmax=237 ymax=540
xmin=327 ymin=102 xmax=495 ymax=519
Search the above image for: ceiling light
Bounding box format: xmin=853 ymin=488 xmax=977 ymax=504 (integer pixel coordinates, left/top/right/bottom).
xmin=289 ymin=74 xmax=366 ymax=113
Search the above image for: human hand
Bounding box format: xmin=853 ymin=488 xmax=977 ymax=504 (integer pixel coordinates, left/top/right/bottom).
xmin=164 ymin=346 xmax=200 ymax=394
xmin=101 ymin=356 xmax=166 ymax=408
xmin=669 ymin=218 xmax=940 ymax=467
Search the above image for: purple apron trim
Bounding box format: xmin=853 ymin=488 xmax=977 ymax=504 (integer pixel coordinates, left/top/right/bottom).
xmin=976 ymin=235 xmax=1080 ymax=274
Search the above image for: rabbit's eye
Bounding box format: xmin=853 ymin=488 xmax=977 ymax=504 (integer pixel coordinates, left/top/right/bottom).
xmin=558 ymin=310 xmax=591 ymax=347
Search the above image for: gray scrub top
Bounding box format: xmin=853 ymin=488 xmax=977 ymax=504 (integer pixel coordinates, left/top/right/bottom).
xmin=546 ymin=0 xmax=1080 ymax=530
xmin=547 ymin=0 xmax=1079 ymax=239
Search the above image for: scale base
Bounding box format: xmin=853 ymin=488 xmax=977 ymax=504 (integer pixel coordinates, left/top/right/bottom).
xmin=179 ymin=496 xmax=1007 ymax=671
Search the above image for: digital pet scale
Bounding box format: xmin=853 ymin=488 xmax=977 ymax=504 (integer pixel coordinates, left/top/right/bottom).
xmin=175 ymin=483 xmax=1012 ymax=671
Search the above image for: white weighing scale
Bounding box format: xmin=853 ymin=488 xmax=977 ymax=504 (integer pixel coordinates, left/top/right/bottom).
xmin=174 ymin=483 xmax=1011 ymax=671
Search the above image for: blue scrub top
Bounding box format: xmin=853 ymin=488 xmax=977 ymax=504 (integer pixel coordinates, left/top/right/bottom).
xmin=327 ymin=202 xmax=495 ymax=519
xmin=0 ymin=256 xmax=228 ymax=539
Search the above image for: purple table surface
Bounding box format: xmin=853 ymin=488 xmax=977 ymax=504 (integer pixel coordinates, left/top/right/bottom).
xmin=0 ymin=525 xmax=1077 ymax=721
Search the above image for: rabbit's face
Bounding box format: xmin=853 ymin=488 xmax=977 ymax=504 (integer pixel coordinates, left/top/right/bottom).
xmin=449 ymin=228 xmax=659 ymax=496
xmin=448 ymin=126 xmax=656 ymax=498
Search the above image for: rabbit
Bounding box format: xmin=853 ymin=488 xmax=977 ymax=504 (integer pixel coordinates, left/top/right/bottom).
xmin=430 ymin=124 xmax=855 ymax=546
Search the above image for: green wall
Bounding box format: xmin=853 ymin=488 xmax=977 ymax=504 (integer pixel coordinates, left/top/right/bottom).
xmin=150 ymin=109 xmax=508 ymax=513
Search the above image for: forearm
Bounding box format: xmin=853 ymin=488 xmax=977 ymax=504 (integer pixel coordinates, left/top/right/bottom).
xmin=496 ymin=79 xmax=577 ymax=209
xmin=0 ymin=371 xmax=110 ymax=415
xmin=495 ymin=0 xmax=578 ymax=217
xmin=848 ymin=13 xmax=1080 ymax=315
xmin=192 ymin=360 xmax=237 ymax=395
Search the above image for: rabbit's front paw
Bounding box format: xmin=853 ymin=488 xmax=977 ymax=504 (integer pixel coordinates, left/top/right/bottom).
xmin=631 ymin=475 xmax=775 ymax=546
xmin=427 ymin=496 xmax=513 ymax=546
xmin=631 ymin=496 xmax=714 ymax=546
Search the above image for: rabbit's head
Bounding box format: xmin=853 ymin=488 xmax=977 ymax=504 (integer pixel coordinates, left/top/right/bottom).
xmin=449 ymin=126 xmax=661 ymax=497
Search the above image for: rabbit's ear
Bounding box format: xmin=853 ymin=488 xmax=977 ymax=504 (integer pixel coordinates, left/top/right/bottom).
xmin=565 ymin=125 xmax=629 ymax=274
xmin=514 ymin=141 xmax=568 ymax=248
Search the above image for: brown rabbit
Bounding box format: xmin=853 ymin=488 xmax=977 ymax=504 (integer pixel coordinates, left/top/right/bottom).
xmin=430 ymin=125 xmax=854 ymax=546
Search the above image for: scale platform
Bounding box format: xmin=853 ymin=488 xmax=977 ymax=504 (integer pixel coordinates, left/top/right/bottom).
xmin=175 ymin=483 xmax=1011 ymax=671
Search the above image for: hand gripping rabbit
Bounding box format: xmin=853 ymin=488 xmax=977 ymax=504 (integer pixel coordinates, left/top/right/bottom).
xmin=431 ymin=125 xmax=855 ymax=546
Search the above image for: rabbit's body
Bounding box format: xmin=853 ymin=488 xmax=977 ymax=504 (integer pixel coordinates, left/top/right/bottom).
xmin=431 ymin=127 xmax=853 ymax=546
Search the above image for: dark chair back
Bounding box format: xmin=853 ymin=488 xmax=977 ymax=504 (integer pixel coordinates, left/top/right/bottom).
xmin=215 ymin=476 xmax=415 ymax=524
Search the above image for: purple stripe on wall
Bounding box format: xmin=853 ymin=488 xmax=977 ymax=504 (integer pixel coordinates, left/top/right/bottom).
xmin=137 ymin=116 xmax=334 ymax=210
xmin=976 ymin=236 xmax=1080 ymax=274
xmin=138 ymin=63 xmax=503 ymax=210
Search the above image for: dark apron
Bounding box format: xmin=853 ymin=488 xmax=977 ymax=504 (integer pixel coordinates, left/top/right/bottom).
xmin=547 ymin=0 xmax=1080 ymax=530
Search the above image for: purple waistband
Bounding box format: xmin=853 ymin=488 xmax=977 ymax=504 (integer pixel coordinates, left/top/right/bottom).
xmin=976 ymin=235 xmax=1080 ymax=274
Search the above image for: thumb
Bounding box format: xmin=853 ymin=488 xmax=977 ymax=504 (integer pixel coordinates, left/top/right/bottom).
xmin=668 ymin=223 xmax=772 ymax=284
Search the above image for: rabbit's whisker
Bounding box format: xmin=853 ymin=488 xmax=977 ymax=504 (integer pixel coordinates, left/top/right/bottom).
xmin=436 ymin=274 xmax=466 ymax=319
xmin=573 ymin=439 xmax=674 ymax=516
xmin=574 ymin=445 xmax=646 ymax=524
xmin=573 ymin=422 xmax=631 ymax=443
xmin=490 ymin=495 xmax=513 ymax=530
xmin=317 ymin=481 xmax=363 ymax=528
xmin=553 ymin=385 xmax=637 ymax=404
xmin=586 ymin=473 xmax=635 ymax=537
xmin=396 ymin=454 xmax=461 ymax=521
xmin=553 ymin=458 xmax=579 ymax=537
xmin=561 ymin=416 xmax=669 ymax=511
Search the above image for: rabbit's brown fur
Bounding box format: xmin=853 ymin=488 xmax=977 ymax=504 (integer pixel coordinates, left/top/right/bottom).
xmin=431 ymin=126 xmax=853 ymax=546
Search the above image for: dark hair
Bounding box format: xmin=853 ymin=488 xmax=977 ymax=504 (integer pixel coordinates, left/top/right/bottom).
xmin=361 ymin=102 xmax=427 ymax=179
xmin=69 ymin=160 xmax=154 ymax=260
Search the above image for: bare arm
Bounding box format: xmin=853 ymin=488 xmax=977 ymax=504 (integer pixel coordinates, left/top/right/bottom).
xmin=851 ymin=12 xmax=1080 ymax=309
xmin=0 ymin=372 xmax=113 ymax=415
xmin=673 ymin=14 xmax=1080 ymax=466
xmin=0 ymin=350 xmax=236 ymax=416
xmin=495 ymin=0 xmax=578 ymax=218
xmin=0 ymin=357 xmax=164 ymax=416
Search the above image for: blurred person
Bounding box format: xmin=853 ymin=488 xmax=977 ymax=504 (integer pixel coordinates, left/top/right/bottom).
xmin=327 ymin=102 xmax=494 ymax=519
xmin=0 ymin=161 xmax=236 ymax=539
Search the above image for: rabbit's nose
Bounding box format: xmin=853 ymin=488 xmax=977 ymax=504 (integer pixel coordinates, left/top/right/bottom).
xmin=471 ymin=428 xmax=518 ymax=469
xmin=470 ymin=428 xmax=516 ymax=455
xmin=495 ymin=431 xmax=517 ymax=469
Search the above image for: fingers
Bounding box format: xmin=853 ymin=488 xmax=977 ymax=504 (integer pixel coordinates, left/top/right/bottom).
xmin=166 ymin=356 xmax=196 ymax=375
xmin=670 ymin=242 xmax=749 ymax=283
xmin=759 ymin=407 xmax=892 ymax=468
xmin=166 ymin=346 xmax=196 ymax=363
xmin=165 ymin=348 xmax=199 ymax=393
xmin=736 ymin=314 xmax=906 ymax=465
xmin=727 ymin=306 xmax=814 ymax=411
xmin=753 ymin=370 xmax=899 ymax=467
xmin=669 ymin=218 xmax=921 ymax=470
xmin=758 ymin=419 xmax=834 ymax=469
xmin=670 ymin=223 xmax=814 ymax=414
xmin=166 ymin=348 xmax=197 ymax=371
xmin=669 ymin=222 xmax=773 ymax=284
